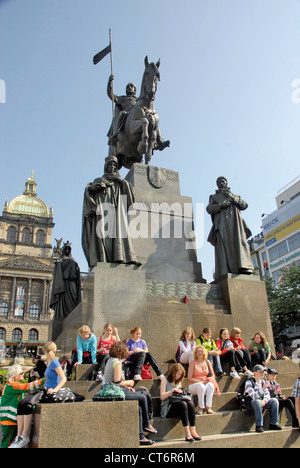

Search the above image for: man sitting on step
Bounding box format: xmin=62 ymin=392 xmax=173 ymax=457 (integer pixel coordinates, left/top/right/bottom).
xmin=244 ymin=365 xmax=282 ymax=433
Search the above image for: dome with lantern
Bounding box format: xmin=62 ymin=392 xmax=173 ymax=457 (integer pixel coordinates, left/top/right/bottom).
xmin=6 ymin=172 xmax=52 ymax=219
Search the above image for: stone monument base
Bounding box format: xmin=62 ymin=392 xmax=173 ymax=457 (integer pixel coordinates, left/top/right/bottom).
xmin=55 ymin=264 xmax=275 ymax=360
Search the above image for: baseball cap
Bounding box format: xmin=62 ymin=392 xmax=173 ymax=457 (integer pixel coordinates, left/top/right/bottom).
xmin=267 ymin=368 xmax=278 ymax=375
xmin=253 ymin=364 xmax=266 ymax=372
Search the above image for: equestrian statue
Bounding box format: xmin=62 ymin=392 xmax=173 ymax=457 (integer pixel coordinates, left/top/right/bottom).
xmin=107 ymin=56 xmax=170 ymax=169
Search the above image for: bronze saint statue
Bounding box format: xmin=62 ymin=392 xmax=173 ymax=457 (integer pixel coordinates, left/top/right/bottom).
xmin=207 ymin=177 xmax=254 ymax=280
xmin=107 ymin=57 xmax=170 ymax=169
xmin=82 ymin=156 xmax=140 ymax=268
xmin=50 ymin=242 xmax=82 ymax=318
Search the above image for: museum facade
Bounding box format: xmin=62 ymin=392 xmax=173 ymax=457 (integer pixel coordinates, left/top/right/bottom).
xmin=0 ymin=173 xmax=55 ymax=356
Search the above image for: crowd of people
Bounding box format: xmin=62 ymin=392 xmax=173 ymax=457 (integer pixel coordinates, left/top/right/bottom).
xmin=0 ymin=323 xmax=300 ymax=448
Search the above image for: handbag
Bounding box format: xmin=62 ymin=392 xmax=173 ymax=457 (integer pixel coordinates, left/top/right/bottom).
xmin=42 ymin=387 xmax=77 ymax=403
xmin=170 ymin=387 xmax=193 ymax=404
xmin=93 ymin=382 xmax=125 ymax=401
xmin=141 ymin=363 xmax=153 ymax=380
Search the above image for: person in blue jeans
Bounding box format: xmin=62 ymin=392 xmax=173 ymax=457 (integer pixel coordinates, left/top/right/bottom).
xmin=244 ymin=364 xmax=282 ymax=433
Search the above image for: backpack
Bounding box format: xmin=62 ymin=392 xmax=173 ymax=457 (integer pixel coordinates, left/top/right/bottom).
xmin=236 ymin=378 xmax=255 ymax=415
xmin=135 ymin=386 xmax=153 ymax=419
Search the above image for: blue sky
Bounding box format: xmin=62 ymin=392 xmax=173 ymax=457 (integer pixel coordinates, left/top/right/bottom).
xmin=0 ymin=0 xmax=300 ymax=282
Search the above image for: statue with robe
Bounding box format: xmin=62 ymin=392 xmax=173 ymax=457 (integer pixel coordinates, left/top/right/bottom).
xmin=82 ymin=155 xmax=140 ymax=268
xmin=207 ymin=177 xmax=254 ymax=280
xmin=50 ymin=242 xmax=82 ymax=318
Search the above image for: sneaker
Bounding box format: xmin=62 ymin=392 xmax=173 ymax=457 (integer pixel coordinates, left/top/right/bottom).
xmin=134 ymin=374 xmax=142 ymax=381
xmin=256 ymin=426 xmax=264 ymax=433
xmin=244 ymin=369 xmax=254 ymax=377
xmin=230 ymin=371 xmax=241 ymax=380
xmin=96 ymin=371 xmax=103 ymax=382
xmin=157 ymin=374 xmax=164 ymax=381
xmin=9 ymin=435 xmax=30 ymax=448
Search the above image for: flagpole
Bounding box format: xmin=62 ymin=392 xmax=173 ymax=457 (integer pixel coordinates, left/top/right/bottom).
xmin=109 ymin=29 xmax=115 ymax=119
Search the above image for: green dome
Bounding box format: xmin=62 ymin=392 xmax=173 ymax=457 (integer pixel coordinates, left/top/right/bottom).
xmin=8 ymin=173 xmax=49 ymax=218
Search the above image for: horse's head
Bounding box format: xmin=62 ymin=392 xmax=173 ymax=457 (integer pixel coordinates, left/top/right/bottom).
xmin=140 ymin=56 xmax=161 ymax=102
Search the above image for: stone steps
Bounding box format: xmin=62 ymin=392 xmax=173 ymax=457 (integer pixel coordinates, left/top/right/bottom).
xmin=67 ymin=360 xmax=299 ymax=448
xmin=142 ymin=427 xmax=300 ymax=449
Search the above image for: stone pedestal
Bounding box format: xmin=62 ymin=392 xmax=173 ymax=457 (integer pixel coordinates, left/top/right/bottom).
xmin=217 ymin=274 xmax=275 ymax=354
xmin=126 ymin=164 xmax=204 ymax=283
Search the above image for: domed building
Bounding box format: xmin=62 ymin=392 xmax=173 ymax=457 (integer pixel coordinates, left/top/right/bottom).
xmin=0 ymin=173 xmax=55 ymax=357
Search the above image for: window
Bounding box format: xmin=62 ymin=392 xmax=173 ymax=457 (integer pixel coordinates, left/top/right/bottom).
xmin=288 ymin=232 xmax=300 ymax=252
xmin=29 ymin=304 xmax=40 ymax=319
xmin=21 ymin=228 xmax=31 ymax=244
xmin=36 ymin=230 xmax=45 ymax=246
xmin=269 ymin=240 xmax=288 ymax=262
xmin=7 ymin=226 xmax=17 ymax=243
xmin=28 ymin=329 xmax=38 ymax=341
xmin=14 ymin=285 xmax=26 ymax=317
xmin=0 ymin=328 xmax=6 ymax=341
xmin=12 ymin=328 xmax=22 ymax=342
xmin=0 ymin=302 xmax=8 ymax=317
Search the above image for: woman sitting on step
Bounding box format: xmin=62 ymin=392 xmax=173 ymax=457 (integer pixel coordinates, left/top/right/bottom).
xmin=125 ymin=327 xmax=164 ymax=382
xmin=160 ymin=363 xmax=201 ymax=442
xmin=104 ymin=341 xmax=156 ymax=446
xmin=188 ymin=345 xmax=220 ymax=415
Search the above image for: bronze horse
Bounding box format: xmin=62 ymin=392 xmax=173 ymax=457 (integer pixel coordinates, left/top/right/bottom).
xmin=114 ymin=56 xmax=170 ymax=169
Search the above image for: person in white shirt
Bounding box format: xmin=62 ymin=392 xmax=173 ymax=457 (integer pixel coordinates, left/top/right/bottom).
xmin=177 ymin=327 xmax=196 ymax=365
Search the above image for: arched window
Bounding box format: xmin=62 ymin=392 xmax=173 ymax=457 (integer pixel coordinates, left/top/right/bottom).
xmin=21 ymin=228 xmax=31 ymax=244
xmin=7 ymin=226 xmax=17 ymax=243
xmin=0 ymin=328 xmax=6 ymax=341
xmin=28 ymin=329 xmax=38 ymax=341
xmin=12 ymin=328 xmax=22 ymax=342
xmin=0 ymin=302 xmax=8 ymax=317
xmin=36 ymin=230 xmax=45 ymax=246
xmin=29 ymin=304 xmax=40 ymax=319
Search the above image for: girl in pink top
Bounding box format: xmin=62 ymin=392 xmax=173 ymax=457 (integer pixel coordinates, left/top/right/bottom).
xmin=188 ymin=345 xmax=217 ymax=415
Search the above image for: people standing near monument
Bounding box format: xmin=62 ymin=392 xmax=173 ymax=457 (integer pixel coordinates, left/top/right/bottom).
xmin=196 ymin=328 xmax=224 ymax=377
xmin=97 ymin=323 xmax=120 ymax=375
xmin=248 ymin=331 xmax=272 ymax=368
xmin=176 ymin=327 xmax=197 ymax=365
xmin=125 ymin=327 xmax=164 ymax=381
xmin=104 ymin=341 xmax=156 ymax=445
xmin=160 ymin=363 xmax=201 ymax=442
xmin=188 ymin=345 xmax=219 ymax=415
xmin=73 ymin=326 xmax=98 ymax=367
xmin=50 ymin=242 xmax=82 ymax=318
xmin=207 ymin=176 xmax=254 ymax=280
xmin=82 ymin=156 xmax=140 ymax=268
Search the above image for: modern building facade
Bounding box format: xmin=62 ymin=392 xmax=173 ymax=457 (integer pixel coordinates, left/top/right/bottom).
xmin=0 ymin=173 xmax=55 ymax=356
xmin=250 ymin=176 xmax=300 ymax=284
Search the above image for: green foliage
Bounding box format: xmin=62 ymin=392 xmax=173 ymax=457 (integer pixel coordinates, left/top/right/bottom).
xmin=266 ymin=263 xmax=300 ymax=347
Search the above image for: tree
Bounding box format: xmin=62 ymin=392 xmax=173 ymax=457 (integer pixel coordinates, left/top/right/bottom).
xmin=266 ymin=263 xmax=300 ymax=348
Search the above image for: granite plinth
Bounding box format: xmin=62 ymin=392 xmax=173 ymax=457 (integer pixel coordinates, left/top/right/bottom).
xmin=37 ymin=401 xmax=139 ymax=448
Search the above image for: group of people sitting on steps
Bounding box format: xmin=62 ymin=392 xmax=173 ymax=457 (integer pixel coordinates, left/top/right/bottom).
xmin=72 ymin=324 xmax=300 ymax=442
xmin=1 ymin=323 xmax=300 ymax=448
